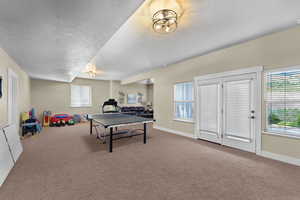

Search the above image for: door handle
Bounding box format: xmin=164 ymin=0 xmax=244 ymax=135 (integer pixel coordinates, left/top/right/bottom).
xmin=249 ymin=110 xmax=255 ymax=119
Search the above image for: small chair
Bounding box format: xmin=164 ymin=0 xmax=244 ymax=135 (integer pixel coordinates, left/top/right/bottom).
xmin=21 ymin=112 xmax=38 ymax=136
xmin=22 ymin=119 xmax=39 ymax=136
xmin=21 ymin=109 xmax=42 ymax=137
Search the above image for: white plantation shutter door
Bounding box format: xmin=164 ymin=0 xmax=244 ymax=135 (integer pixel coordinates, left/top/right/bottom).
xmin=224 ymin=80 xmax=252 ymax=140
xmin=199 ymin=84 xmax=220 ymax=135
xmin=195 ymin=69 xmax=260 ymax=153
xmin=71 ymin=85 xmax=91 ymax=107
xmin=265 ymin=69 xmax=300 ymax=136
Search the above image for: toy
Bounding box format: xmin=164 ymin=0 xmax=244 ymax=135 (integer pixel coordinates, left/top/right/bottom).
xmin=22 ymin=112 xmax=30 ymax=122
xmin=50 ymin=121 xmax=56 ymax=127
xmin=43 ymin=111 xmax=52 ymax=127
xmin=56 ymin=121 xmax=61 ymax=127
xmin=50 ymin=114 xmax=74 ymax=127
xmin=73 ymin=114 xmax=81 ymax=123
xmin=67 ymin=119 xmax=75 ymax=125
xmin=21 ymin=108 xmax=42 ymax=136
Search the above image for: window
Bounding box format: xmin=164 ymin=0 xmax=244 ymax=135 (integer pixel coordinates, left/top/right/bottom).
xmin=70 ymin=85 xmax=92 ymax=107
xmin=127 ymin=93 xmax=137 ymax=104
xmin=174 ymin=82 xmax=194 ymax=122
xmin=265 ymin=67 xmax=300 ymax=137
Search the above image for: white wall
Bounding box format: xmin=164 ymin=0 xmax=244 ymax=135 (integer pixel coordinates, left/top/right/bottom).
xmin=31 ymin=79 xmax=153 ymax=120
xmin=111 ymin=81 xmax=148 ymax=106
xmin=147 ymin=84 xmax=154 ymax=106
xmin=0 ymin=48 xmax=31 ymax=127
xmin=122 ymin=26 xmax=300 ymax=159
xmin=31 ymin=78 xmax=110 ymax=119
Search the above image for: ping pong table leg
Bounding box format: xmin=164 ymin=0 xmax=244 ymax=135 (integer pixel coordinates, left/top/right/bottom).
xmin=109 ymin=127 xmax=113 ymax=152
xmin=144 ymin=123 xmax=147 ymax=144
xmin=90 ymin=120 xmax=93 ymax=135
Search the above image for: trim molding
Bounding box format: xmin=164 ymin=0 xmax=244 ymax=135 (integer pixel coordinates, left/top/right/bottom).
xmin=264 ymin=65 xmax=300 ymax=73
xmin=194 ymin=66 xmax=263 ymax=153
xmin=194 ymin=66 xmax=263 ymax=81
xmin=154 ymin=126 xmax=300 ymax=166
xmin=259 ymin=151 xmax=300 ymax=166
xmin=153 ymin=125 xmax=195 ymax=139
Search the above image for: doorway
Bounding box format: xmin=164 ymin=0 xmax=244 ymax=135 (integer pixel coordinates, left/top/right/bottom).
xmin=8 ymin=69 xmax=19 ymax=128
xmin=194 ymin=67 xmax=262 ymax=153
xmin=6 ymin=69 xmax=23 ymax=163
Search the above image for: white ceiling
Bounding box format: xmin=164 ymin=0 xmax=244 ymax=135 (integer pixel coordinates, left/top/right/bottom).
xmin=1 ymin=0 xmax=300 ymax=82
xmin=79 ymin=0 xmax=300 ymax=80
xmin=0 ymin=0 xmax=144 ymax=82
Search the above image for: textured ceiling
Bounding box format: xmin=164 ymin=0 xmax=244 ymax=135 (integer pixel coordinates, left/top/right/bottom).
xmin=0 ymin=0 xmax=144 ymax=82
xmin=0 ymin=0 xmax=300 ymax=82
xmin=77 ymin=0 xmax=300 ymax=80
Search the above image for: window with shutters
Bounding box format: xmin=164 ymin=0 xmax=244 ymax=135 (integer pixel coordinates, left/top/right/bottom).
xmin=174 ymin=82 xmax=194 ymax=122
xmin=70 ymin=85 xmax=92 ymax=107
xmin=265 ymin=67 xmax=300 ymax=137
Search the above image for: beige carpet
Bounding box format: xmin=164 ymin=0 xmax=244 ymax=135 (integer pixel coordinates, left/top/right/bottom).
xmin=0 ymin=123 xmax=299 ymax=200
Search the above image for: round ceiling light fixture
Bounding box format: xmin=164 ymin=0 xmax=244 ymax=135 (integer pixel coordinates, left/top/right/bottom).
xmin=152 ymin=9 xmax=177 ymax=34
xmin=83 ymin=63 xmax=102 ymax=78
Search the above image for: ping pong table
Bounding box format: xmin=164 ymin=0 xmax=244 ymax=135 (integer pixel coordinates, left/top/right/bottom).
xmin=87 ymin=113 xmax=154 ymax=152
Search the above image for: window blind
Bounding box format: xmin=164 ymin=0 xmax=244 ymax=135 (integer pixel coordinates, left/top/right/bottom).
xmin=71 ymin=85 xmax=92 ymax=107
xmin=199 ymin=84 xmax=219 ymax=133
xmin=265 ymin=69 xmax=300 ymax=136
xmin=174 ymin=82 xmax=194 ymax=121
xmin=225 ymin=80 xmax=251 ymax=139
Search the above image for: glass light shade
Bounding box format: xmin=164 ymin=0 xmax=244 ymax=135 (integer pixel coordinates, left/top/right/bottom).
xmin=84 ymin=63 xmax=101 ymax=77
xmin=152 ymin=9 xmax=177 ymax=33
xmin=149 ymin=0 xmax=183 ymax=18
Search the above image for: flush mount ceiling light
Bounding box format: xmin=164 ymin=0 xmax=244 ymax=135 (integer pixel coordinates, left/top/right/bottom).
xmin=83 ymin=63 xmax=102 ymax=78
xmin=152 ymin=9 xmax=177 ymax=33
xmin=149 ymin=0 xmax=183 ymax=34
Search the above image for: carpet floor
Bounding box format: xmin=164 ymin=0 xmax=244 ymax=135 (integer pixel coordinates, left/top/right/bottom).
xmin=0 ymin=123 xmax=299 ymax=200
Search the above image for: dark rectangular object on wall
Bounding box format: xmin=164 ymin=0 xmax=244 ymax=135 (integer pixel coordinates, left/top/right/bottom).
xmin=0 ymin=76 xmax=2 ymax=98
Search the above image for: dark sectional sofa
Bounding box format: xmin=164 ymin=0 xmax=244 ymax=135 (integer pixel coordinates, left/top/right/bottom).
xmin=120 ymin=106 xmax=153 ymax=118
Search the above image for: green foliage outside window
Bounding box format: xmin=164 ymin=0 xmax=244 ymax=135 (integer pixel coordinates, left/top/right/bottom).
xmin=268 ymin=113 xmax=281 ymax=124
xmin=272 ymin=113 xmax=300 ymax=128
xmin=266 ymin=70 xmax=300 ymax=133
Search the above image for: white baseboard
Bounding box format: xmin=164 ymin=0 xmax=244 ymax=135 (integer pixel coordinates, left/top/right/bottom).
xmin=154 ymin=126 xmax=300 ymax=167
xmin=153 ymin=125 xmax=195 ymax=139
xmin=259 ymin=151 xmax=300 ymax=166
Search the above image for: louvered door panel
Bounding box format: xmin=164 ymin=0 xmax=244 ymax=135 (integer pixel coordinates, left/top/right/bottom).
xmin=224 ymin=79 xmax=251 ymax=140
xmin=197 ymin=81 xmax=222 ymax=143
